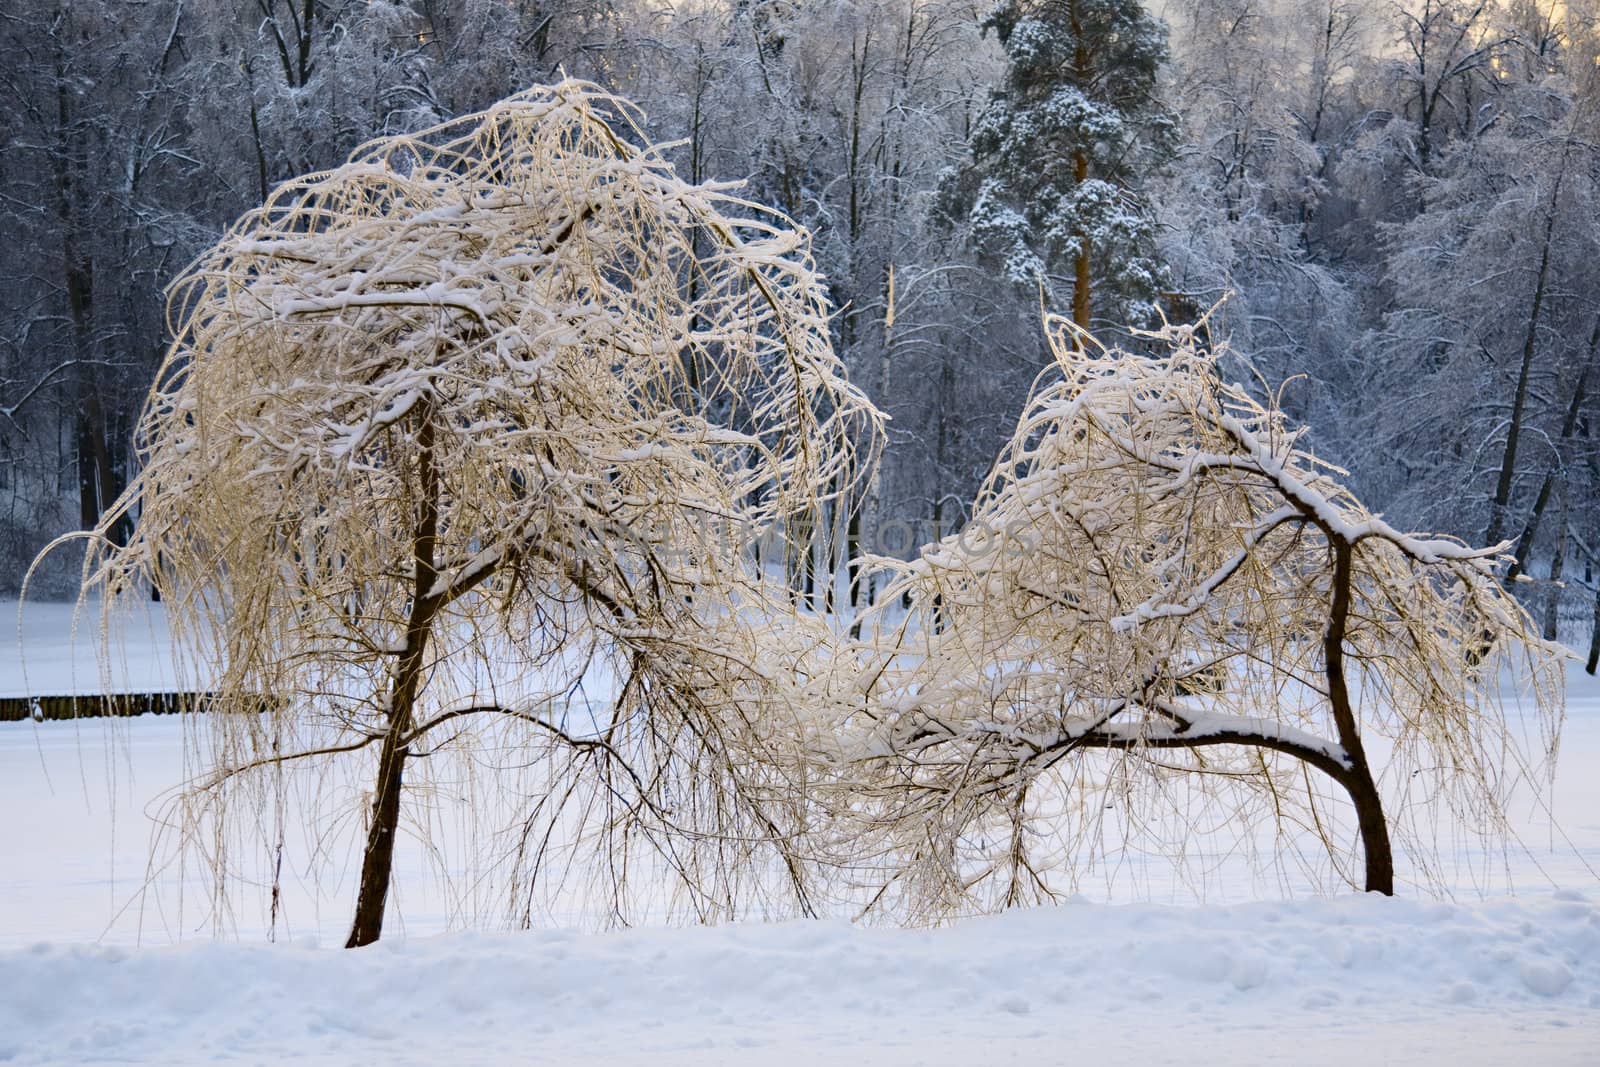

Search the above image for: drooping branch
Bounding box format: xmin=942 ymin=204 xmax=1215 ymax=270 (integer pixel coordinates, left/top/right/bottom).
xmin=78 ymin=80 xmax=883 ymax=944
xmin=843 ymin=316 xmax=1559 ymax=912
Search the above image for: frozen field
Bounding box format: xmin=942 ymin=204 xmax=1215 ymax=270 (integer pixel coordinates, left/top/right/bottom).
xmin=2 ymin=599 xmax=1598 ymax=1063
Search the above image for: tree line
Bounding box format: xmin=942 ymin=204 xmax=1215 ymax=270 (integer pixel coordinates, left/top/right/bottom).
xmin=5 ymin=0 xmax=1600 ymax=661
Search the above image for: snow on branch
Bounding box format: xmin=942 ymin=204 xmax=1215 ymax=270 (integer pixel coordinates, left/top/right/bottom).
xmin=834 ymin=314 xmax=1563 ymax=917
xmin=78 ymin=80 xmax=884 ymax=940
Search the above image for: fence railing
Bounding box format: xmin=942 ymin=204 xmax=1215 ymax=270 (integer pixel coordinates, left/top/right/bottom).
xmin=0 ymin=692 xmax=213 ymax=722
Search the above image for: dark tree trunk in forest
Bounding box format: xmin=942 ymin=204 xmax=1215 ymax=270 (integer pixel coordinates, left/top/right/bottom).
xmin=1508 ymin=315 xmax=1598 ymax=581
xmin=1069 ymin=0 xmax=1092 ymax=336
xmin=1486 ymin=148 xmax=1570 ymax=548
xmin=55 ymin=55 xmax=125 ymax=542
xmin=1543 ymin=509 xmax=1565 ymax=641
xmin=1071 ymin=149 xmax=1091 ymax=334
xmin=1587 ymin=581 xmax=1600 ymax=675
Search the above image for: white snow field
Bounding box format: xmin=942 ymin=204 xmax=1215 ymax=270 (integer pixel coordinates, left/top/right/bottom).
xmin=3 ymin=599 xmax=1599 ymax=1064
xmin=2 ymin=894 xmax=1598 ymax=1065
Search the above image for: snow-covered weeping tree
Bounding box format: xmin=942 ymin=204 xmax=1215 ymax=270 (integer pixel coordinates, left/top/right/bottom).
xmin=70 ymin=81 xmax=881 ymax=947
xmin=842 ymin=317 xmax=1562 ymax=915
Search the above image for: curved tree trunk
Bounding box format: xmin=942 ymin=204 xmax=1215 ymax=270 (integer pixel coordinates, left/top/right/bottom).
xmin=1075 ymin=721 xmax=1393 ymax=893
xmin=1324 ymin=541 xmax=1394 ymax=894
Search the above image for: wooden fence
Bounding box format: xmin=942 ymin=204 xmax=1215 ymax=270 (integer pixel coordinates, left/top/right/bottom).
xmin=0 ymin=692 xmax=216 ymax=722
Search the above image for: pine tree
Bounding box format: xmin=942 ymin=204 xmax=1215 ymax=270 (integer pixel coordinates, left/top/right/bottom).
xmin=943 ymin=0 xmax=1174 ymax=332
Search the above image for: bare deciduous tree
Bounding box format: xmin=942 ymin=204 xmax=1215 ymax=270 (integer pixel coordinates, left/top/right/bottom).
xmin=841 ymin=315 xmax=1562 ymax=917
xmin=62 ymin=81 xmax=882 ymax=947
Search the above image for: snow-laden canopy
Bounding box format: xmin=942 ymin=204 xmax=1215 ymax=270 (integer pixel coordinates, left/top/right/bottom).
xmin=142 ymin=79 xmax=876 ymax=624
xmin=840 ymin=316 xmax=1562 ymax=916
xmin=77 ymin=80 xmax=882 ymax=941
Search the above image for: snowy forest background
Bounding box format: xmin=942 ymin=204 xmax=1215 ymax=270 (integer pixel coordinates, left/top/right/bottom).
xmin=5 ymin=0 xmax=1600 ymax=657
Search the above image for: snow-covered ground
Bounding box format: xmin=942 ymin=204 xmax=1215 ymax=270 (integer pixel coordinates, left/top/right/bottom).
xmin=2 ymin=599 xmax=1598 ymax=1063
xmin=3 ymin=893 xmax=1598 ymax=1065
xmin=2 ymin=598 xmax=189 ymax=698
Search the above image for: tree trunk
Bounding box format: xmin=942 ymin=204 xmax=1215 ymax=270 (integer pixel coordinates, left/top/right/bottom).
xmin=1325 ymin=541 xmax=1394 ymax=894
xmin=345 ymin=707 xmax=412 ymax=947
xmin=802 ymin=506 xmax=819 ymax=612
xmin=1486 ymin=146 xmax=1570 ymax=548
xmin=54 ymin=55 xmax=125 ymax=542
xmin=1341 ymin=751 xmax=1394 ymax=894
xmin=853 ymin=263 xmax=897 ymax=635
xmin=1507 ymin=315 xmax=1598 ymax=581
xmin=846 ymin=492 xmax=865 ymax=620
xmin=1586 ymin=579 xmax=1600 ymax=675
xmin=347 ymin=401 xmax=440 ymax=948
xmin=1069 ymin=0 xmax=1092 ymax=338
xmin=1071 ymin=148 xmax=1091 ymax=335
xmin=1543 ymin=510 xmax=1565 ymax=642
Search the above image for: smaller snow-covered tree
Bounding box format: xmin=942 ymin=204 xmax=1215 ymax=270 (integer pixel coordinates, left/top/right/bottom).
xmin=68 ymin=81 xmax=882 ymax=947
xmin=940 ymin=0 xmax=1175 ymax=334
xmin=843 ymin=316 xmax=1561 ymax=914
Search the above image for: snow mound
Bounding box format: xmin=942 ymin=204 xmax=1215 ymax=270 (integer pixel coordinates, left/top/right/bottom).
xmin=2 ymin=894 xmax=1596 ymax=1065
